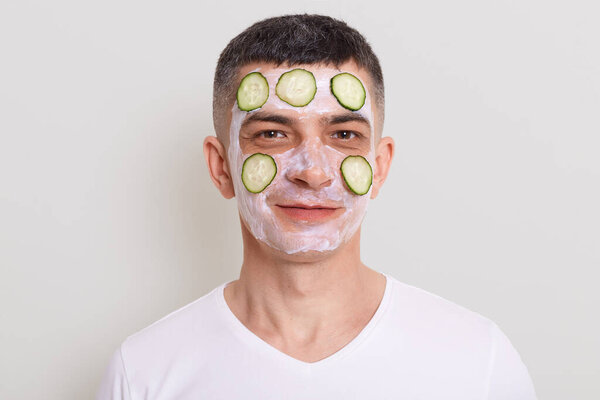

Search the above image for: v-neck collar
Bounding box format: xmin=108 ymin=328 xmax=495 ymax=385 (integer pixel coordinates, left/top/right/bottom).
xmin=215 ymin=271 xmax=393 ymax=371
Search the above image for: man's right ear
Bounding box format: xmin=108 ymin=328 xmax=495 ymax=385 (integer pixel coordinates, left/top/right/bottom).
xmin=203 ymin=136 xmax=235 ymax=199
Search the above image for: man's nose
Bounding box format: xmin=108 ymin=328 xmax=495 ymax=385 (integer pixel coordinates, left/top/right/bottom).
xmin=285 ymin=143 xmax=334 ymax=190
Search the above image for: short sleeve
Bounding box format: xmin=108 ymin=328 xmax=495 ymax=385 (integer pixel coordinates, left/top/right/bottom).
xmin=95 ymin=345 xmax=133 ymax=400
xmin=485 ymin=323 xmax=538 ymax=400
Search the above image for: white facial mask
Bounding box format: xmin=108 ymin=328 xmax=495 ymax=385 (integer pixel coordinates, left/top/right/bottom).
xmin=227 ymin=66 xmax=376 ymax=255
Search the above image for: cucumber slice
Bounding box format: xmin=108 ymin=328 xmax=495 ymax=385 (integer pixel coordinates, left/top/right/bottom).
xmin=340 ymin=155 xmax=372 ymax=195
xmin=237 ymin=72 xmax=269 ymax=111
xmin=275 ymin=68 xmax=317 ymax=107
xmin=330 ymin=72 xmax=366 ymax=111
xmin=241 ymin=153 xmax=277 ymax=193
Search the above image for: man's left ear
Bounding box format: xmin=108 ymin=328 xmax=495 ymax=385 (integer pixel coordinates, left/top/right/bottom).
xmin=370 ymin=136 xmax=395 ymax=199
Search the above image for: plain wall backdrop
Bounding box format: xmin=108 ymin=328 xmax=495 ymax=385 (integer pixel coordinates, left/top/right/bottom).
xmin=1 ymin=0 xmax=598 ymax=399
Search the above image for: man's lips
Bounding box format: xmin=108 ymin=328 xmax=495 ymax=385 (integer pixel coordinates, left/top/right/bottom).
xmin=277 ymin=203 xmax=339 ymax=209
xmin=275 ymin=203 xmax=342 ymax=221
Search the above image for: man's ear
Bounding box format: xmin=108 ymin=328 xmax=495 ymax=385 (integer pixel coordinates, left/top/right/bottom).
xmin=203 ymin=135 xmax=235 ymax=199
xmin=370 ymin=136 xmax=395 ymax=199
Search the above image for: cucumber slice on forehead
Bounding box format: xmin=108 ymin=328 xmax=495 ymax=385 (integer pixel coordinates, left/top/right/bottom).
xmin=275 ymin=68 xmax=317 ymax=107
xmin=340 ymin=155 xmax=372 ymax=195
xmin=241 ymin=153 xmax=277 ymax=193
xmin=330 ymin=72 xmax=366 ymax=111
xmin=237 ymin=72 xmax=269 ymax=111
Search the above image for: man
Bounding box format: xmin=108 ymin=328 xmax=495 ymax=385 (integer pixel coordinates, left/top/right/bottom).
xmin=96 ymin=14 xmax=537 ymax=399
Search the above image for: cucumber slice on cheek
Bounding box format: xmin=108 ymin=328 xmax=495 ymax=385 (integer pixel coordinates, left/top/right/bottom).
xmin=237 ymin=72 xmax=269 ymax=111
xmin=241 ymin=153 xmax=277 ymax=193
xmin=340 ymin=155 xmax=373 ymax=195
xmin=330 ymin=72 xmax=366 ymax=111
xmin=275 ymin=68 xmax=317 ymax=107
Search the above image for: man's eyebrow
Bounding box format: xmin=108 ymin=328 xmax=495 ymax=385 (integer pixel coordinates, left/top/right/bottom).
xmin=322 ymin=113 xmax=371 ymax=129
xmin=240 ymin=111 xmax=294 ymax=129
xmin=239 ymin=111 xmax=372 ymax=131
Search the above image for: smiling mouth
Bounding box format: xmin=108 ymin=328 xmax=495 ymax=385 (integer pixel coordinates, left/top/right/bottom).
xmin=275 ymin=204 xmax=341 ymax=221
xmin=277 ymin=203 xmax=338 ymax=209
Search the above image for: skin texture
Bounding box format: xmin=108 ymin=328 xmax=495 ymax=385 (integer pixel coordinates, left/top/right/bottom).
xmin=203 ymin=60 xmax=395 ymax=363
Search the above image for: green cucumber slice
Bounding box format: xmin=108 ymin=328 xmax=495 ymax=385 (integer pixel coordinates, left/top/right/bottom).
xmin=340 ymin=155 xmax=372 ymax=195
xmin=237 ymin=72 xmax=269 ymax=111
xmin=241 ymin=153 xmax=277 ymax=193
xmin=330 ymin=72 xmax=366 ymax=111
xmin=275 ymin=68 xmax=317 ymax=107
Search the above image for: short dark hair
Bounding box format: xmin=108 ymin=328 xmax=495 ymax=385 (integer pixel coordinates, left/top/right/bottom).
xmin=212 ymin=14 xmax=385 ymax=145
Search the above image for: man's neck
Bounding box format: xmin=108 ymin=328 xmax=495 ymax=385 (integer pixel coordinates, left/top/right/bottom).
xmin=223 ymin=221 xmax=386 ymax=359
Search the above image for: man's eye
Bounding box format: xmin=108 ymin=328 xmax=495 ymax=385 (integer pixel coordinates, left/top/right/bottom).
xmin=256 ymin=131 xmax=285 ymax=139
xmin=333 ymin=131 xmax=357 ymax=140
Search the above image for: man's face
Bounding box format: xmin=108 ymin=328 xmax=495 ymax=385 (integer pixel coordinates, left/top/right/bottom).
xmin=227 ymin=61 xmax=378 ymax=255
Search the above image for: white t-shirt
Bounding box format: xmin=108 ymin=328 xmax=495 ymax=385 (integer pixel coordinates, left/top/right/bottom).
xmin=96 ymin=272 xmax=537 ymax=399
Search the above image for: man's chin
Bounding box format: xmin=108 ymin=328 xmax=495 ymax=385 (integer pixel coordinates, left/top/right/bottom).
xmin=239 ymin=209 xmax=360 ymax=258
xmin=261 ymin=227 xmax=361 ymax=258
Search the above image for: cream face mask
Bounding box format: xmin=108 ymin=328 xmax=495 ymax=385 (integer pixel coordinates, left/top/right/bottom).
xmin=227 ymin=65 xmax=376 ymax=255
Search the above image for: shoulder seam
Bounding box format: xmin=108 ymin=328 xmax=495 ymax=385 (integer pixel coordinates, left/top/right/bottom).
xmin=392 ymin=277 xmax=492 ymax=324
xmin=128 ymin=284 xmax=223 ymax=339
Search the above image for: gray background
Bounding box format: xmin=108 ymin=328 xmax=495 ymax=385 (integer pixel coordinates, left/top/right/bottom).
xmin=1 ymin=0 xmax=598 ymax=399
